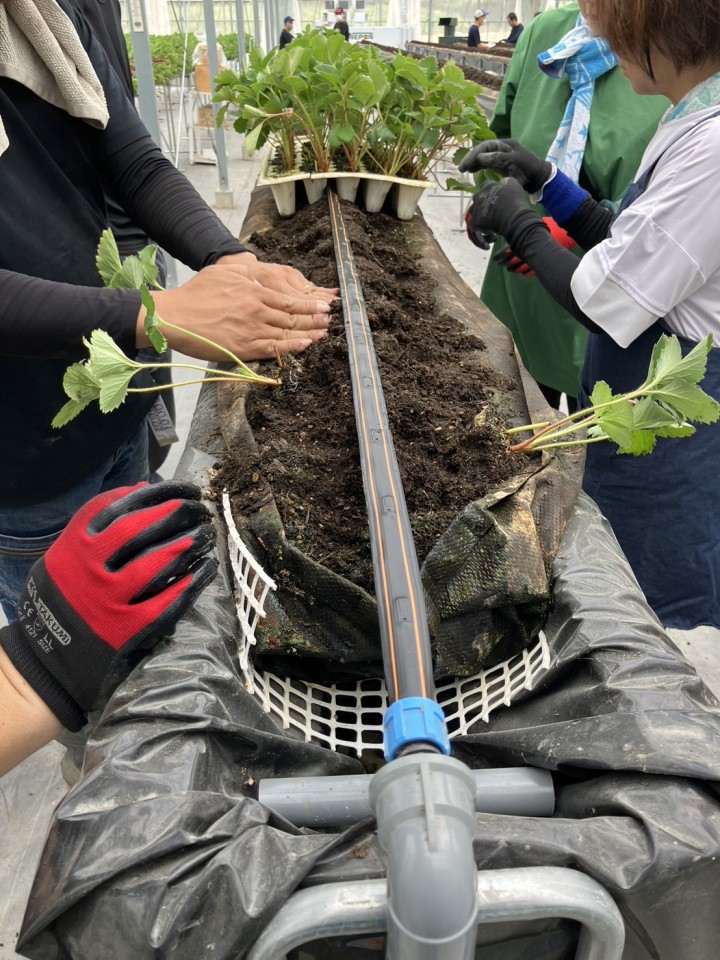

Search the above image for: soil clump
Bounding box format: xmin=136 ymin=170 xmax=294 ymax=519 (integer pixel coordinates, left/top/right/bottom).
xmin=217 ymin=200 xmax=527 ymax=594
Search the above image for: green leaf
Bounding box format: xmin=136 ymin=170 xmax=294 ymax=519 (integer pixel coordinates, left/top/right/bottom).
xmin=141 ymin=288 xmax=168 ymax=353
xmin=630 ymin=396 xmax=682 ymax=432
xmin=53 ymin=362 xmax=101 ymax=428
xmin=110 ymin=255 xmax=146 ymax=290
xmin=96 ymin=230 xmax=123 ymax=286
xmin=52 ymin=398 xmax=91 ymax=428
xmin=138 ymin=244 xmax=160 ymax=288
xmin=617 ymin=429 xmax=657 ymax=456
xmin=337 ymin=123 xmax=356 ymax=143
xmin=80 ymin=331 xmax=139 ymax=414
xmin=666 ymin=333 xmax=713 ymax=385
xmin=651 ymin=378 xmax=720 ymax=423
xmin=98 ymin=368 xmax=138 ymax=413
xmin=445 ymin=177 xmax=475 ymax=192
xmin=644 ymin=333 xmax=699 ymax=387
xmin=655 ymin=422 xmax=696 ymax=439
xmin=84 ymin=329 xmax=137 ymax=381
xmin=595 ymin=398 xmax=635 ymax=449
xmin=62 ymin=361 xmax=101 ymax=403
xmin=244 ymin=122 xmax=265 ymax=154
xmin=589 ymin=380 xmax=613 ymax=407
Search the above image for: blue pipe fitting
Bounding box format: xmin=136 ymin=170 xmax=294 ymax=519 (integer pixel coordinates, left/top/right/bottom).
xmin=384 ymin=697 xmax=450 ymax=761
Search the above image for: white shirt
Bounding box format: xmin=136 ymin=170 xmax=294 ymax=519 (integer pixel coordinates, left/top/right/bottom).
xmin=570 ymin=104 xmax=720 ymax=348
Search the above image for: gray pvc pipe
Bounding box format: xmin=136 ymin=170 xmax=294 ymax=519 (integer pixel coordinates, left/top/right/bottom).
xmin=258 ymin=765 xmax=554 ymax=828
xmin=369 ymin=753 xmax=479 ymax=960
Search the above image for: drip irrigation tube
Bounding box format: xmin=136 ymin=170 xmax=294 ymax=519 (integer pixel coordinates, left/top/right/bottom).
xmin=327 ymin=192 xmax=447 ymax=757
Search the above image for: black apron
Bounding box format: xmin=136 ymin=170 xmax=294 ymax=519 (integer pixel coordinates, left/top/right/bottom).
xmin=579 ymin=114 xmax=720 ymax=629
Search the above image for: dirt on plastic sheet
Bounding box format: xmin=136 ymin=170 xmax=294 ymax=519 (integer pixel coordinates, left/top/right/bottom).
xmin=217 ymin=200 xmax=527 ymax=594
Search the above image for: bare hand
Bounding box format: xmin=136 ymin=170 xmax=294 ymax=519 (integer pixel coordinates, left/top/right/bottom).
xmin=138 ymin=262 xmax=332 ymax=361
xmin=217 ymin=252 xmax=338 ymax=304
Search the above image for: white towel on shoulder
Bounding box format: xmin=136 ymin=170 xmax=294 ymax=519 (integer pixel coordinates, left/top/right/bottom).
xmin=0 ymin=0 xmax=108 ymax=156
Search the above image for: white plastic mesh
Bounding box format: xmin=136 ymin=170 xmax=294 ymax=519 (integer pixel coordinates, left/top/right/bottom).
xmin=223 ymin=492 xmax=551 ymax=754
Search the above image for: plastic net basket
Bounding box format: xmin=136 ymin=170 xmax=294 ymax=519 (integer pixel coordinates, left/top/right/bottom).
xmin=223 ymin=492 xmax=550 ymax=755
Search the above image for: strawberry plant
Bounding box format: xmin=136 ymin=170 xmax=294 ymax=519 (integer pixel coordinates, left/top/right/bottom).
xmin=52 ymin=232 xmax=278 ymax=428
xmin=365 ymin=56 xmax=493 ymax=180
xmin=214 ymin=44 xmax=298 ymax=171
xmin=503 ymin=334 xmax=720 ymax=455
xmin=213 ymin=31 xmax=492 ymax=182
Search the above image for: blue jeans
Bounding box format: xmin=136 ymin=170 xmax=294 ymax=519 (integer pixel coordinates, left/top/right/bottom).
xmin=0 ymin=426 xmax=149 ymax=622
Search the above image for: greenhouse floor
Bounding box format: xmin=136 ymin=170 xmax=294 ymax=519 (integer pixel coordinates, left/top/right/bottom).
xmin=1 ymin=131 xmax=719 ymax=960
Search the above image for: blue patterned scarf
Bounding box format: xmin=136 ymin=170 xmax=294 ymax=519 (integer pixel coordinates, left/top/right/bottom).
xmin=537 ymin=15 xmax=617 ymax=181
xmin=664 ymin=70 xmax=720 ymax=123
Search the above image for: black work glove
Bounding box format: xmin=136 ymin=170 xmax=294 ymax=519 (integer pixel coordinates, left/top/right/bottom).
xmin=465 ymin=178 xmax=541 ymax=250
xmin=459 ymin=139 xmax=553 ymax=194
xmin=493 ymin=217 xmax=577 ymax=275
xmin=0 ymin=481 xmax=218 ymax=730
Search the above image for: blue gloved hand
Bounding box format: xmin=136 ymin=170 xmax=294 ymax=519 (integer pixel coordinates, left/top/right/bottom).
xmin=459 ymin=139 xmax=553 ymax=194
xmin=465 ymin=178 xmax=537 ymax=250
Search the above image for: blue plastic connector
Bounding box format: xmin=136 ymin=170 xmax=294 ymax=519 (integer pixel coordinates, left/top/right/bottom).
xmin=384 ymin=697 xmax=451 ymax=761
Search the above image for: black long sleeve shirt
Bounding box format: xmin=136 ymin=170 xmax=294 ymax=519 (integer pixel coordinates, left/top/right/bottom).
xmin=0 ymin=0 xmax=245 ymax=504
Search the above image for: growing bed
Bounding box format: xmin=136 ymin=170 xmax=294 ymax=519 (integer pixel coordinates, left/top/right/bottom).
xmin=15 ymin=187 xmax=720 ymax=960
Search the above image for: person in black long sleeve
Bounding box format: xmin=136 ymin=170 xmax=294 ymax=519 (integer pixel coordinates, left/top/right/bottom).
xmin=333 ymin=7 xmax=350 ymax=40
xmin=0 ymin=0 xmax=336 ymax=622
xmin=279 ymin=16 xmax=295 ymax=49
xmin=500 ymin=13 xmax=524 ymax=46
xmin=69 ymin=0 xmax=177 ymax=477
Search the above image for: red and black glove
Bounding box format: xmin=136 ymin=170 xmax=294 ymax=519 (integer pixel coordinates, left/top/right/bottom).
xmin=493 ymin=217 xmax=577 ymax=276
xmin=0 ymin=481 xmax=217 ymax=730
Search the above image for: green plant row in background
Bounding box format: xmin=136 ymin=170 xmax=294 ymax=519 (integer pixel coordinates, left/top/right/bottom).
xmin=213 ymin=28 xmax=493 ymax=181
xmin=123 ymin=32 xmax=254 ymax=90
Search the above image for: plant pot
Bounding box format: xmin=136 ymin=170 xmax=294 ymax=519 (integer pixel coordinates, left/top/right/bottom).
xmin=257 ymin=150 xmax=309 ymax=217
xmin=394 ymin=181 xmax=432 ymax=221
xmin=362 ymin=177 xmax=393 ymax=213
xmin=334 ymin=176 xmax=360 ymax=203
xmin=304 ymin=177 xmax=328 ymax=205
xmin=267 ymin=180 xmax=297 ymax=217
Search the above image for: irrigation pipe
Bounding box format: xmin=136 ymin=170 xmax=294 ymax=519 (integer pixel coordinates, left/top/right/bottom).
xmin=327 ymin=191 xmax=436 ymax=710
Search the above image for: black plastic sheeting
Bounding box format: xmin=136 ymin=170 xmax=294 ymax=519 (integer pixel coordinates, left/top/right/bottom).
xmin=16 ymin=429 xmax=720 ymax=959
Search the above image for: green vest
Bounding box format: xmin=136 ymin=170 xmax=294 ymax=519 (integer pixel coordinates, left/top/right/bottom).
xmin=481 ymin=2 xmax=668 ymax=395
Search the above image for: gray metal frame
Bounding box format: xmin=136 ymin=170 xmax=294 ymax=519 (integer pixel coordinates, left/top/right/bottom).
xmin=247 ymin=868 xmax=625 ymax=960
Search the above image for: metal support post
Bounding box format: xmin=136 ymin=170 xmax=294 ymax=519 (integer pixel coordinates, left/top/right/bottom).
xmin=202 ymin=0 xmax=234 ymax=208
xmin=125 ymin=0 xmax=162 ymax=148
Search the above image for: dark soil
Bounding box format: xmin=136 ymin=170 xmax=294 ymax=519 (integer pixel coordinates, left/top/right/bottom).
xmin=218 ymin=200 xmax=526 ymax=594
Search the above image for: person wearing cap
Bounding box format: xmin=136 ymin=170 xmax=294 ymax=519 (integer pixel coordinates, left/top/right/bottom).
xmin=468 ymin=10 xmax=488 ymax=49
xmin=279 ymin=15 xmax=295 ymax=49
xmin=333 ymin=7 xmax=350 ymax=40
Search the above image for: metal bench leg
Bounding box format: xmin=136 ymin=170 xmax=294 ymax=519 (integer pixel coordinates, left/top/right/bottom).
xmin=247 ymin=867 xmax=625 ymax=960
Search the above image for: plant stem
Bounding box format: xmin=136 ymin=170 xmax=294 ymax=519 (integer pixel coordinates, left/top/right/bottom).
xmin=128 ymin=374 xmax=278 ymax=394
xmin=509 ymin=411 xmax=597 ymax=452
xmin=512 ymin=435 xmax=608 ymax=452
xmin=157 ymin=318 xmax=261 ymax=375
xmin=505 ymin=420 xmax=553 ymax=435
